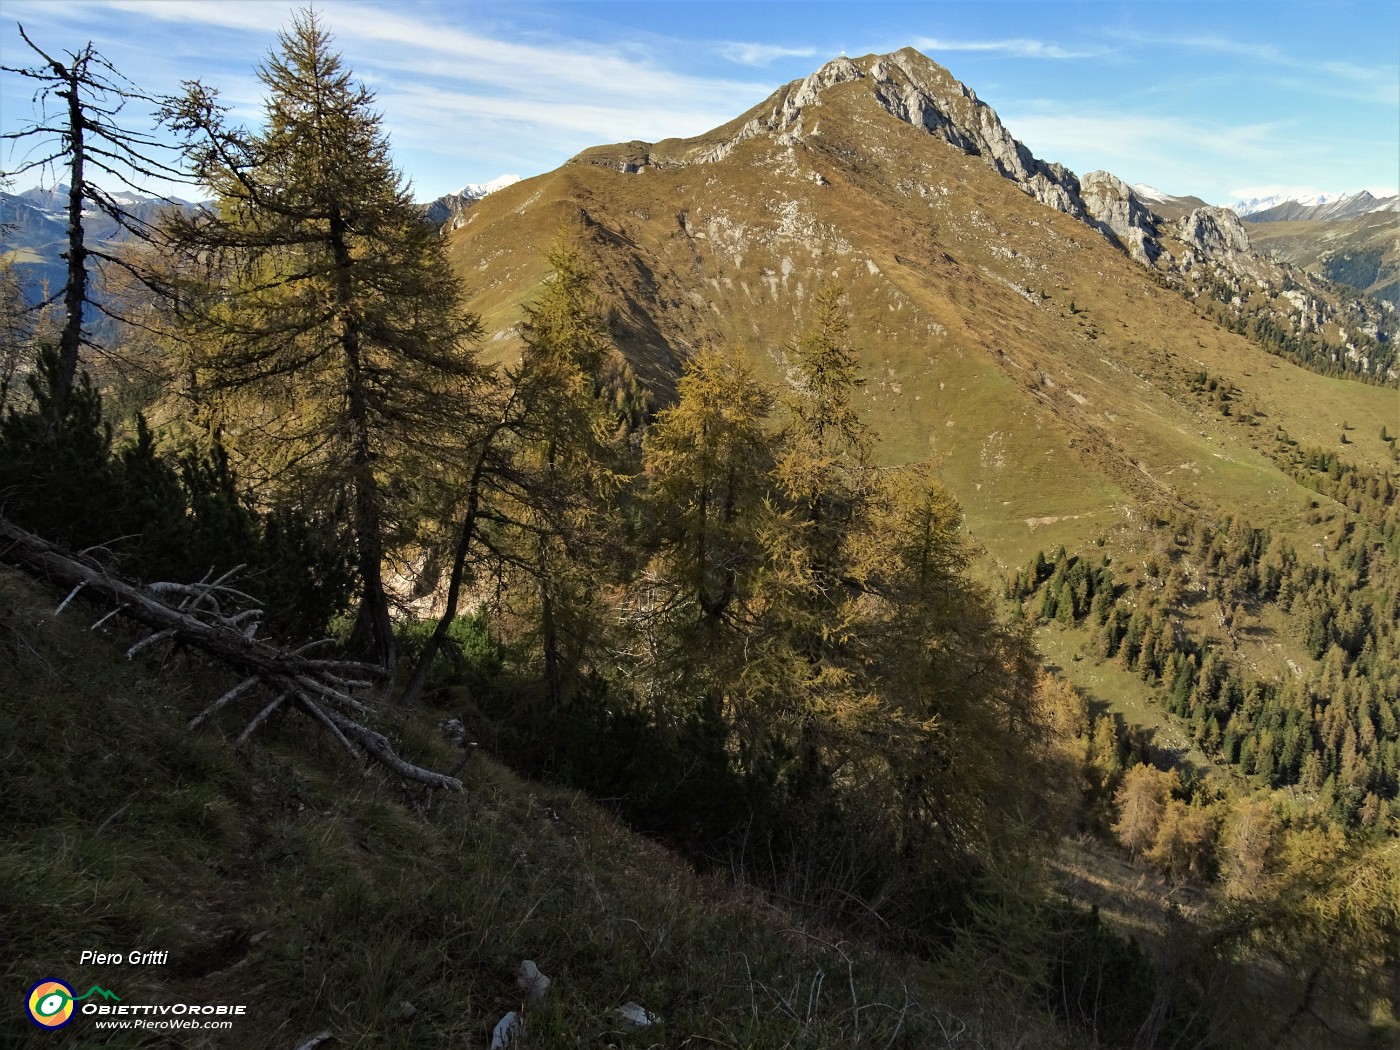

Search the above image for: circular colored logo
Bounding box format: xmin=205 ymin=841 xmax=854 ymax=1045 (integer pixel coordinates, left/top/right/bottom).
xmin=27 ymin=979 xmax=76 ymax=1029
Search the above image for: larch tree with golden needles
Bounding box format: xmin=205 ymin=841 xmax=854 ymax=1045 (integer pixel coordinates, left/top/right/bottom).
xmin=635 ymin=343 xmax=776 ymax=729
xmin=1111 ymin=763 xmax=1181 ymax=855
xmin=863 ymin=470 xmax=1049 ymax=860
xmin=158 ymin=10 xmax=481 ymax=670
xmin=499 ymin=238 xmax=627 ymax=706
xmin=738 ymin=287 xmax=877 ymax=782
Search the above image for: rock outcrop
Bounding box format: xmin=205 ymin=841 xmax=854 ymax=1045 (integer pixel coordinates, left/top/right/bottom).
xmin=690 ymin=49 xmax=1090 ymax=221
xmin=1177 ymin=206 xmax=1253 ymax=258
xmin=1081 ymin=170 xmax=1161 ymax=265
xmin=863 ymin=49 xmax=1087 ymax=219
xmin=1173 ymin=206 xmax=1262 ymax=278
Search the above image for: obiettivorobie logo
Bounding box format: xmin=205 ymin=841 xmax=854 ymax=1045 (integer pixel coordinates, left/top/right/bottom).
xmin=24 ymin=976 xmax=248 ymax=1032
xmin=26 ymin=979 xmax=120 ymax=1029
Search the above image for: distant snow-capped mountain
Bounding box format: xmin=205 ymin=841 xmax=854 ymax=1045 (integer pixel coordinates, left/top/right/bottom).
xmin=1229 ymin=191 xmax=1331 ymax=216
xmin=1127 ymin=184 xmax=1210 ymax=221
xmin=1129 ymin=183 xmax=1172 ymax=204
xmin=455 ymin=174 xmax=521 ymax=199
xmin=423 ymin=175 xmax=521 ymax=230
xmin=0 ymin=184 xmax=193 ymax=304
xmin=1227 ymin=190 xmax=1397 ymax=222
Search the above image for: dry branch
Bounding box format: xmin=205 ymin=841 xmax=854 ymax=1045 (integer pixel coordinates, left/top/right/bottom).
xmin=0 ymin=514 xmax=462 ymax=790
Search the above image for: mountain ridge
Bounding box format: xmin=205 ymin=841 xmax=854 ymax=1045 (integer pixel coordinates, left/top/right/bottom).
xmin=3 ymin=51 xmax=1394 ymax=377
xmin=562 ymin=49 xmax=1393 ymax=379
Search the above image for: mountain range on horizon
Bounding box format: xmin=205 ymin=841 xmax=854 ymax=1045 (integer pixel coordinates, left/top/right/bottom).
xmin=446 ymin=48 xmax=1394 ymax=364
xmin=417 ymin=165 xmax=1398 ymax=245
xmin=4 ymin=129 xmax=1393 ymax=283
xmin=9 ymin=179 xmax=1392 ymax=238
xmin=4 ymin=47 xmax=1395 ymax=551
xmin=2 ymin=48 xmax=1395 ymax=395
xmin=1227 ymin=189 xmax=1398 ymax=222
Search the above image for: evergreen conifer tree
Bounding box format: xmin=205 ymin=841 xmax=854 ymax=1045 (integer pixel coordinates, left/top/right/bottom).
xmin=160 ymin=10 xmax=481 ymax=669
xmin=500 ymin=238 xmax=626 ymax=706
xmin=634 ymin=343 xmax=776 ymax=733
xmin=642 ymin=344 xmax=775 ymax=630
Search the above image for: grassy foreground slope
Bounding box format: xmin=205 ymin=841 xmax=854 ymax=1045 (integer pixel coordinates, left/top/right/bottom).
xmin=0 ymin=566 xmax=1072 ymax=1050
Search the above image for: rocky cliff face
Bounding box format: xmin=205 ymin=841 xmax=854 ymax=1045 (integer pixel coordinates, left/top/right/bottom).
xmin=1166 ymin=202 xmax=1395 ymax=378
xmin=865 ymin=49 xmax=1088 ymax=220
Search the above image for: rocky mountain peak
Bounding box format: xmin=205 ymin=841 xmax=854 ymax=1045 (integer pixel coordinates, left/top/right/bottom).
xmin=557 ymin=48 xmax=1392 ymax=370
xmin=1178 ymin=206 xmax=1252 ymax=254
xmin=780 ymin=54 xmax=864 ymax=120
xmin=721 ymin=48 xmax=1091 ymax=223
xmin=860 ymin=50 xmax=1086 ymax=219
xmin=576 ymin=48 xmax=1108 ymax=243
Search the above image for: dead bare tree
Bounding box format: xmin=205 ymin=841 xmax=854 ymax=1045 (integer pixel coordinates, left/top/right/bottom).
xmin=1 ymin=25 xmax=187 ymax=395
xmin=0 ymin=513 xmax=462 ymax=789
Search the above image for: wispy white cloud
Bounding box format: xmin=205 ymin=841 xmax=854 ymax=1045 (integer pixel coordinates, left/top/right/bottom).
xmin=1320 ymin=58 xmax=1398 ymax=88
xmin=1109 ymin=31 xmax=1287 ymax=64
xmin=323 ymin=5 xmax=763 ymax=102
xmin=99 ymin=1 xmax=756 ymax=93
xmin=100 ymin=0 xmax=294 ymax=32
xmin=343 ymin=24 xmax=768 ymax=153
xmin=8 ymin=0 xmax=1392 ymax=202
xmin=93 ymin=0 xmax=768 ymax=113
xmin=76 ymin=0 xmax=775 ymax=190
xmin=1009 ymin=110 xmax=1287 ymax=166
xmin=1106 ymin=29 xmax=1399 ymax=106
xmin=912 ymin=36 xmax=1105 ymax=60
xmin=374 ymin=81 xmax=747 ymax=149
xmin=718 ymin=42 xmax=819 ymax=66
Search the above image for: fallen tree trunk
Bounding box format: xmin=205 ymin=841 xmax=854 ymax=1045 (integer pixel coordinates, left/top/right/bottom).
xmin=0 ymin=514 xmax=462 ymax=790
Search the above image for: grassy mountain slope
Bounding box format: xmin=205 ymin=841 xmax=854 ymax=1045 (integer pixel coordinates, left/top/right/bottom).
xmin=6 ymin=45 xmax=1396 ymax=1048
xmin=2 ymin=564 xmax=1071 ymax=1049
xmin=447 ymin=58 xmax=1395 ymax=573
xmin=441 ymin=52 xmax=1400 ymax=841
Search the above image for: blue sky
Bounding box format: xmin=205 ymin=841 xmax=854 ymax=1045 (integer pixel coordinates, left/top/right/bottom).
xmin=2 ymin=1 xmax=1396 ymax=206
